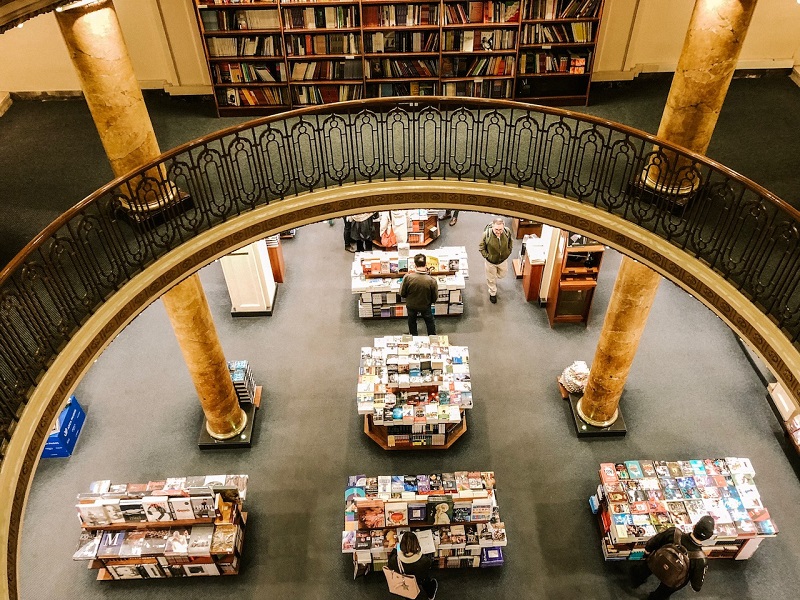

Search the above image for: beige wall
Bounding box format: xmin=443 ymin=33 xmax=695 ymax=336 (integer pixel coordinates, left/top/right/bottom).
xmin=595 ymin=0 xmax=800 ymax=79
xmin=0 ymin=0 xmax=209 ymax=94
xmin=0 ymin=0 xmax=798 ymax=93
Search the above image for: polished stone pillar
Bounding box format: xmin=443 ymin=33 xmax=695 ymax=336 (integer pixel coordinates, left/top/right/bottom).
xmin=580 ymin=0 xmax=758 ymax=426
xmin=644 ymin=0 xmax=759 ymax=191
xmin=162 ymin=274 xmax=247 ymax=439
xmin=54 ymin=0 xmax=164 ymax=212
xmin=577 ymin=259 xmax=660 ymax=426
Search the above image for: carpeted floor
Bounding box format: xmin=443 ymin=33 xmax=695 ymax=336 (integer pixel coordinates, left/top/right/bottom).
xmin=4 ymin=77 xmax=800 ymax=599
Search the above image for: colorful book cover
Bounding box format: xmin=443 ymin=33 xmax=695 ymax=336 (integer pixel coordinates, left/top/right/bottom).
xmin=403 ymin=475 xmax=418 ymax=493
xmin=639 ymin=461 xmax=657 ymax=478
xmin=467 ymin=472 xmax=483 ymax=491
xmin=427 ymin=497 xmax=454 ymax=525
xmin=442 ymin=473 xmax=457 ymax=494
xmin=408 ymin=503 xmax=427 ymax=522
xmin=416 ymin=475 xmax=431 ymax=495
xmin=667 ymin=462 xmax=683 ymax=478
xmin=357 ymin=499 xmax=386 ymax=530
xmin=390 ymin=476 xmax=405 ymax=498
xmin=614 ymin=463 xmax=629 ymax=480
xmin=384 ymin=502 xmax=409 ymax=526
xmin=689 ymin=460 xmax=707 ymax=476
xmin=454 ymin=471 xmax=470 ymax=492
xmin=600 ymin=463 xmax=618 ymax=483
xmin=428 ymin=473 xmax=443 ymax=493
xmin=653 ymin=461 xmax=671 ymax=478
xmin=624 ymin=461 xmax=643 ymax=479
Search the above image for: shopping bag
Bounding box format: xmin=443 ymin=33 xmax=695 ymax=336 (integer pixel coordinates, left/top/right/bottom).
xmin=382 ymin=565 xmax=420 ymax=599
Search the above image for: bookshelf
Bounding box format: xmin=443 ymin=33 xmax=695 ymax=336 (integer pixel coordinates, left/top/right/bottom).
xmin=545 ymin=230 xmax=604 ymax=326
xmin=357 ymin=336 xmax=472 ymax=449
xmin=591 ymin=458 xmax=778 ymax=562
xmin=72 ymin=475 xmax=248 ymax=580
xmin=192 ymin=0 xmax=605 ymax=115
xmin=343 ymin=471 xmax=506 ymax=575
xmin=350 ymin=246 xmax=468 ymax=319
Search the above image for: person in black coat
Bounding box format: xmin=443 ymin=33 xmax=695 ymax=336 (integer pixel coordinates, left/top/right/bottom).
xmin=387 ymin=531 xmax=438 ymax=600
xmin=632 ymin=515 xmax=713 ymax=599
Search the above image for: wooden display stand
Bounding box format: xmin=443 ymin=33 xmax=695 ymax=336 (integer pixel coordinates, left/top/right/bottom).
xmin=374 ymin=214 xmax=440 ymax=248
xmin=546 ymin=231 xmax=604 ymax=326
xmin=511 ymin=218 xmax=542 ymax=239
xmin=521 ymin=252 xmax=545 ymax=302
xmin=364 ymin=410 xmax=468 ymax=451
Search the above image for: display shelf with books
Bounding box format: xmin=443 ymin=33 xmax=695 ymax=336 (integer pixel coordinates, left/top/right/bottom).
xmin=351 ymin=246 xmax=468 ymax=319
xmin=591 ymin=458 xmax=778 ymax=562
xmin=195 ymin=1 xmax=292 ymax=115
xmin=357 ymin=336 xmax=472 ymax=449
xmin=343 ymin=470 xmax=505 ymax=575
xmin=73 ymin=475 xmax=249 ymax=580
xmin=516 ymin=0 xmax=603 ymax=105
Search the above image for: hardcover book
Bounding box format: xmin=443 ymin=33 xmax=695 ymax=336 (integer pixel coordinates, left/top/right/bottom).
xmin=141 ymin=529 xmax=170 ymax=556
xmin=119 ymin=499 xmax=147 ymax=523
xmin=188 ymin=525 xmax=214 ymax=556
xmin=441 ymin=473 xmax=457 ymax=494
xmin=72 ymin=531 xmax=101 ymax=561
xmin=76 ymin=501 xmax=110 ymax=526
xmin=427 ymin=497 xmax=454 ymax=525
xmin=143 ymin=496 xmax=174 ymax=522
xmin=385 ymin=502 xmax=409 ymax=526
xmin=168 ymin=496 xmax=196 ymax=521
xmin=119 ymin=530 xmax=146 ymax=558
xmin=357 ymin=499 xmax=386 ymax=530
xmin=100 ymin=498 xmax=126 ymax=524
xmin=190 ymin=495 xmax=216 ymax=519
xmin=211 ymin=523 xmax=238 ymax=554
xmin=624 ymin=461 xmax=643 ymax=479
xmin=408 ymin=503 xmax=427 ymax=522
xmin=164 ymin=528 xmax=191 ymax=555
xmin=97 ymin=531 xmax=126 ymax=559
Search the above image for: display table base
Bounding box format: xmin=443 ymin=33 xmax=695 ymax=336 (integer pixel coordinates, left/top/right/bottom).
xmin=567 ymin=394 xmax=627 ymax=438
xmin=198 ymin=402 xmax=257 ymax=449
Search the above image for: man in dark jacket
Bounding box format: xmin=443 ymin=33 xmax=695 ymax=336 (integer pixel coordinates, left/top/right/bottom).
xmin=387 ymin=531 xmax=438 ymax=600
xmin=478 ymin=217 xmax=513 ymax=303
xmin=399 ymin=254 xmax=438 ymax=336
xmin=632 ymin=515 xmax=713 ymax=599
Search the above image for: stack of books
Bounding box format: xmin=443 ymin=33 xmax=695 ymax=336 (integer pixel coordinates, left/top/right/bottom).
xmin=227 ymin=360 xmax=256 ymax=404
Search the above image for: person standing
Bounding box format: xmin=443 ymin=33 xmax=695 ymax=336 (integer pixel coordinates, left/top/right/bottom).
xmin=400 ymin=254 xmax=438 ymax=336
xmin=387 ymin=531 xmax=438 ymax=600
xmin=443 ymin=210 xmax=459 ymax=226
xmin=631 ymin=515 xmax=713 ymax=599
xmin=349 ymin=212 xmax=375 ymax=252
xmin=478 ymin=217 xmax=513 ymax=303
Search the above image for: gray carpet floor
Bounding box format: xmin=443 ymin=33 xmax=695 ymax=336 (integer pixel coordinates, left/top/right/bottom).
xmin=19 ymin=210 xmax=800 ymax=599
xmin=5 ymin=76 xmax=800 ymax=599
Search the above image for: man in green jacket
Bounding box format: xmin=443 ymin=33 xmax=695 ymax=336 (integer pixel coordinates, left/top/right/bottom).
xmin=400 ymin=254 xmax=438 ymax=335
xmin=479 ymin=218 xmax=513 ymax=304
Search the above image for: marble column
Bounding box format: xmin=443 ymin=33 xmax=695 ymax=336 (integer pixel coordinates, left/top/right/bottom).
xmin=577 ymin=259 xmax=660 ymax=426
xmin=54 ymin=0 xmax=165 ymax=212
xmin=162 ymin=274 xmax=247 ymax=439
xmin=580 ymin=0 xmax=758 ymax=425
xmin=644 ymin=0 xmax=759 ymax=192
xmin=56 ymin=0 xmax=244 ymax=438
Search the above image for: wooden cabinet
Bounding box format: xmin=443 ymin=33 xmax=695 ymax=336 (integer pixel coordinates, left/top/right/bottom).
xmin=546 ymin=230 xmax=603 ymax=326
xmin=521 ymin=251 xmax=544 ymax=302
xmin=192 ymin=0 xmax=606 ymax=116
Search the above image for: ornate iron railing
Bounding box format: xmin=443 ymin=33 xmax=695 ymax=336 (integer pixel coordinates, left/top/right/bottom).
xmin=1 ymin=98 xmax=799 ymax=458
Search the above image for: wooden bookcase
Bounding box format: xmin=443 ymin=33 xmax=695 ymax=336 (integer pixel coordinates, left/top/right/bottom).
xmin=72 ymin=476 xmax=248 ymax=580
xmin=343 ymin=470 xmax=506 ymax=573
xmin=592 ymin=458 xmax=778 ymax=562
xmin=192 ymin=0 xmax=605 ymax=116
xmin=545 ymin=230 xmax=603 ymax=326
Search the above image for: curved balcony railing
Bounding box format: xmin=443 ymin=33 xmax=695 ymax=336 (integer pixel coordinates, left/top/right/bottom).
xmin=1 ymin=97 xmax=799 ymax=457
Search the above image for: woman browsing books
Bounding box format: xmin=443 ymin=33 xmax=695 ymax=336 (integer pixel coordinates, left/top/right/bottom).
xmin=387 ymin=531 xmax=438 ymax=600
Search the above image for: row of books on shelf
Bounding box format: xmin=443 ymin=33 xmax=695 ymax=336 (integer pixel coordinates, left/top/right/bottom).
xmin=344 ymin=520 xmax=506 ymax=554
xmin=213 ymin=61 xmax=286 ymax=84
xmin=207 ymin=34 xmax=281 ymax=57
xmin=445 ymin=79 xmax=512 ymax=98
xmin=524 ymin=0 xmax=601 ymax=20
xmin=595 ymin=458 xmax=777 ymax=544
xmin=522 ymin=21 xmax=593 ymax=44
xmin=290 ymin=60 xmax=363 ymax=81
xmin=345 ymin=472 xmax=498 ymax=515
xmin=283 ymin=6 xmax=359 ymax=30
xmin=200 ymin=8 xmax=280 ymax=32
xmin=219 ymin=87 xmax=286 ymax=107
xmin=369 ymin=401 xmax=465 ymax=425
xmin=519 ymin=50 xmax=589 ymax=74
xmin=358 ymin=352 xmax=471 ymax=387
xmin=359 ymin=336 xmax=469 ymax=376
xmin=360 ymin=289 xmax=463 ymax=307
xmin=75 ymin=475 xmax=247 ymax=527
xmin=293 ymin=84 xmax=364 ymax=104
xmin=366 ymin=31 xmax=439 ymax=53
xmin=354 ymin=246 xmax=468 ymax=276
xmin=359 ymin=300 xmax=464 ymax=318
xmin=443 ymin=28 xmax=517 ymax=52
xmin=287 ymin=32 xmax=360 ymax=55
xmin=362 ymin=4 xmax=439 ymax=28
xmin=444 ymin=1 xmax=520 ymax=25
xmin=365 ymin=58 xmax=438 ymax=78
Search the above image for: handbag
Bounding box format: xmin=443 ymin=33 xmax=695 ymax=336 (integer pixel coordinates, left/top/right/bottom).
xmin=383 ymin=556 xmax=420 ymax=599
xmin=381 ymin=223 xmax=397 ymax=248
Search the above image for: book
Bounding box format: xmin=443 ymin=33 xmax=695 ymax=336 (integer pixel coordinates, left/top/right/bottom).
xmin=452 ymin=500 xmax=472 ymax=522
xmin=442 ymin=473 xmax=457 ymax=494
xmin=97 ymin=531 xmax=126 ymax=559
xmin=624 ymin=461 xmax=643 ymax=479
xmin=384 ymin=502 xmax=409 ymax=526
xmin=188 ymin=525 xmax=214 ymax=556
xmin=100 ymin=498 xmax=126 ymax=524
xmin=164 ymin=528 xmax=191 ymax=555
xmin=211 ymin=523 xmax=238 ymax=554
xmin=119 ymin=499 xmax=147 ymax=523
xmin=190 ymin=496 xmax=216 ymax=519
xmin=141 ymin=529 xmax=170 ymax=556
xmin=357 ymin=499 xmax=386 ymax=530
xmin=119 ymin=530 xmax=146 ymax=558
xmin=143 ymin=496 xmax=173 ymax=522
xmin=168 ymin=496 xmax=196 ymax=521
xmin=72 ymin=531 xmax=101 ymax=560
xmin=408 ymin=502 xmax=427 ymax=522
xmin=415 ymin=528 xmax=436 ymax=554
xmin=76 ymin=501 xmax=110 ymax=526
xmin=427 ymin=496 xmax=454 ymax=525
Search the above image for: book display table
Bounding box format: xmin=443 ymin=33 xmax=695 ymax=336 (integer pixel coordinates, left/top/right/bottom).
xmin=591 ymin=458 xmax=778 ymax=561
xmin=72 ymin=474 xmax=248 ymax=579
xmin=342 ymin=471 xmax=506 ymax=577
xmin=351 ymin=247 xmax=468 ymax=319
xmin=358 ymin=336 xmax=472 ymax=450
